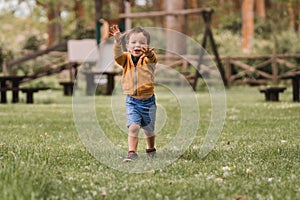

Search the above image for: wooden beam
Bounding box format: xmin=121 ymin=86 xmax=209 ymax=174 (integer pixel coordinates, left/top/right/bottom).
xmin=253 ymin=58 xmax=272 ymax=69
xmin=276 ymin=58 xmax=297 ymax=69
xmin=7 ymin=42 xmax=67 ymax=68
xmin=119 ymin=7 xmax=213 ymax=19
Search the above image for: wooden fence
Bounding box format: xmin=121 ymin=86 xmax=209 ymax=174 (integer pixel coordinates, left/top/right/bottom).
xmin=157 ymin=54 xmax=300 ymax=86
xmin=223 ymin=54 xmax=300 ymax=85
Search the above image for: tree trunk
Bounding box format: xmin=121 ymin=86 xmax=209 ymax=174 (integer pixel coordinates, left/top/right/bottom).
xmin=153 ymin=0 xmax=164 ymax=27
xmin=242 ymin=0 xmax=254 ymax=53
xmin=294 ymin=1 xmax=300 ymax=33
xmin=164 ymin=0 xmax=186 ymax=55
xmin=232 ymin=0 xmax=241 ymax=11
xmin=47 ymin=2 xmax=62 ymax=46
xmin=189 ymin=0 xmax=197 ymax=8
xmin=287 ymin=2 xmax=295 ymax=31
xmin=187 ymin=0 xmax=198 ymax=23
xmin=255 ymin=0 xmax=266 ymax=19
xmin=74 ymin=0 xmax=85 ymax=30
xmin=94 ymin=0 xmax=102 ymax=21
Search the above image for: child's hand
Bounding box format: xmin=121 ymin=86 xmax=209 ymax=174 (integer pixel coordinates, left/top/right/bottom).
xmin=141 ymin=47 xmax=155 ymax=59
xmin=109 ymin=25 xmax=124 ymax=44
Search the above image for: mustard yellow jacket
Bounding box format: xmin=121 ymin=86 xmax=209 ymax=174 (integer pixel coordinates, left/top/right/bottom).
xmin=114 ymin=44 xmax=158 ymax=97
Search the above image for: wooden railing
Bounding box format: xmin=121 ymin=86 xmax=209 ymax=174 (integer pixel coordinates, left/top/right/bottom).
xmin=223 ymin=54 xmax=300 ymax=85
xmin=157 ymin=54 xmax=300 ymax=86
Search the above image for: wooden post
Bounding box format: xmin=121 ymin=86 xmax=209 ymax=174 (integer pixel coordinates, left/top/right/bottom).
xmin=272 ymin=55 xmax=279 ymax=83
xmin=124 ymin=0 xmax=131 ymax=30
xmin=225 ymin=57 xmax=232 ymax=84
xmin=192 ymin=10 xmax=227 ymax=90
xmin=292 ymin=76 xmax=300 ymax=102
xmin=68 ymin=62 xmax=73 ymax=82
xmin=182 ymin=59 xmax=188 ymax=74
xmin=205 ymin=12 xmax=227 ymax=86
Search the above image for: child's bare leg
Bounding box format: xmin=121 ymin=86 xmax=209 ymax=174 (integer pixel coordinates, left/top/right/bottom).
xmin=144 ymin=129 xmax=155 ymax=150
xmin=128 ymin=124 xmax=140 ymax=152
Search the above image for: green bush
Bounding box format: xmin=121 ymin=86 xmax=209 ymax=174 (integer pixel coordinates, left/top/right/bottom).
xmin=253 ymin=31 xmax=300 ymax=55
xmin=21 ymin=77 xmax=58 ymax=89
xmin=23 ymin=35 xmax=43 ymax=51
xmin=219 ymin=14 xmax=242 ymax=34
xmin=211 ymin=30 xmax=242 ymax=56
xmin=211 ymin=29 xmax=300 ymax=56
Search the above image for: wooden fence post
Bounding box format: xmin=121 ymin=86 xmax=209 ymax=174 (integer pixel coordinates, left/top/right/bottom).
xmin=272 ymin=54 xmax=279 ymax=84
xmin=224 ymin=57 xmax=232 ymax=84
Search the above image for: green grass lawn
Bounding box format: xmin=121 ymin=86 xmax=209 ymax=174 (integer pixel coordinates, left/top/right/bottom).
xmin=0 ymin=86 xmax=299 ymax=200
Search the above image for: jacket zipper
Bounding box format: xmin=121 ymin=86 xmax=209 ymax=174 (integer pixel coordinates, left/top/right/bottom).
xmin=134 ymin=66 xmax=138 ymax=95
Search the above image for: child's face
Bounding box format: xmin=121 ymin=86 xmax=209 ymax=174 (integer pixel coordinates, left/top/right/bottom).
xmin=126 ymin=32 xmax=148 ymax=57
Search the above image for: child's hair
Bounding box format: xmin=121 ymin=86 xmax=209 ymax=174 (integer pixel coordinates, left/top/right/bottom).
xmin=126 ymin=27 xmax=151 ymax=45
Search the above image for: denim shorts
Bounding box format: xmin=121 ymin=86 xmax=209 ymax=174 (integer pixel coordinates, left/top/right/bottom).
xmin=126 ymin=95 xmax=156 ymax=132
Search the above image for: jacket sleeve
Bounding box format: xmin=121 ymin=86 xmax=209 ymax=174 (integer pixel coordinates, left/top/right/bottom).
xmin=113 ymin=43 xmax=127 ymax=67
xmin=145 ymin=52 xmax=158 ymax=64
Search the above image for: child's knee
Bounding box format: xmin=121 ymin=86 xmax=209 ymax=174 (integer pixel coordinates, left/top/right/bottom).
xmin=144 ymin=130 xmax=155 ymax=138
xmin=129 ymin=124 xmax=140 ymax=136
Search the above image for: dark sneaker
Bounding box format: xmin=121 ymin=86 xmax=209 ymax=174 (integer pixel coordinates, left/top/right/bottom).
xmin=146 ymin=148 xmax=156 ymax=158
xmin=123 ymin=152 xmax=138 ymax=162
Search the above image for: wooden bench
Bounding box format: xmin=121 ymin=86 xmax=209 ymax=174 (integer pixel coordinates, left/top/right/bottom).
xmin=259 ymin=86 xmax=286 ymax=101
xmin=59 ymin=81 xmax=74 ymax=96
xmin=21 ymin=87 xmax=50 ymax=104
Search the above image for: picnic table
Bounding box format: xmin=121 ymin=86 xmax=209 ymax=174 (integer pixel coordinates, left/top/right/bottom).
xmin=281 ymin=71 xmax=300 ymax=102
xmin=84 ymin=72 xmax=118 ymax=95
xmin=0 ymin=75 xmax=51 ymax=104
xmin=0 ymin=76 xmax=27 ymax=103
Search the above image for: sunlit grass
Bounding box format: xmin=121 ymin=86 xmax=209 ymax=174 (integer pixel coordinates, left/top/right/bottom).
xmin=0 ymin=86 xmax=299 ymax=199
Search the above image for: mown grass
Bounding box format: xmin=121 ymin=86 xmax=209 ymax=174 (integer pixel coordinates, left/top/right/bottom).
xmin=0 ymin=86 xmax=299 ymax=200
